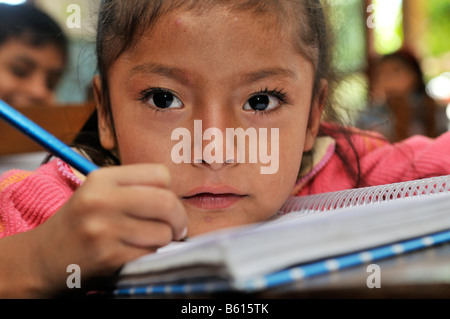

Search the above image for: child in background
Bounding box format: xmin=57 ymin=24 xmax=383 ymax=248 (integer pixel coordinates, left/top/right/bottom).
xmin=1 ymin=0 xmax=450 ymax=298
xmin=0 ymin=4 xmax=67 ymax=109
xmin=356 ymin=49 xmax=442 ymax=142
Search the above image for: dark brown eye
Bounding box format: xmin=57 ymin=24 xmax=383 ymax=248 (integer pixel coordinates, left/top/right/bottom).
xmin=10 ymin=65 xmax=30 ymax=78
xmin=153 ymin=91 xmax=175 ymax=108
xmin=244 ymin=94 xmax=280 ymax=112
xmin=142 ymin=89 xmax=183 ymax=109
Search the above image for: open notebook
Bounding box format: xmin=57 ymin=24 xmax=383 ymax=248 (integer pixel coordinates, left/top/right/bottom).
xmin=114 ymin=175 xmax=450 ymax=296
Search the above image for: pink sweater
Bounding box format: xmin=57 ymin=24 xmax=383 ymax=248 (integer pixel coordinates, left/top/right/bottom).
xmin=1 ymin=128 xmax=450 ymax=238
xmin=0 ymin=159 xmax=81 ymax=237
xmin=293 ymin=127 xmax=450 ymax=196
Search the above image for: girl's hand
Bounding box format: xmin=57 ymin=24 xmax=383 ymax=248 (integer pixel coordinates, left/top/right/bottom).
xmin=29 ymin=164 xmax=187 ymax=296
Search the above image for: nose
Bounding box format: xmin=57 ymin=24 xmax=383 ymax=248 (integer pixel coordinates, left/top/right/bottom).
xmin=24 ymin=73 xmax=53 ymax=106
xmin=191 ymin=108 xmax=238 ymax=171
xmin=194 ymin=158 xmax=236 ymax=171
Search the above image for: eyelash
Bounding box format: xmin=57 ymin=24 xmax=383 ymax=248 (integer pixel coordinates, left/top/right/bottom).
xmin=137 ymin=86 xmax=290 ymax=114
xmin=256 ymin=87 xmax=288 ymax=104
xmin=138 ymin=87 xmax=180 ymax=113
xmin=246 ymin=87 xmax=290 ymax=117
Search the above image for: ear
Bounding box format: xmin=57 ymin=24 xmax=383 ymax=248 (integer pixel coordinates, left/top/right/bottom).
xmin=93 ymin=75 xmax=116 ymax=151
xmin=304 ymin=79 xmax=327 ymax=152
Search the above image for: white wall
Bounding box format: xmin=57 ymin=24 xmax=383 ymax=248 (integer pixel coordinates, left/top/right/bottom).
xmin=34 ymin=0 xmax=100 ymax=41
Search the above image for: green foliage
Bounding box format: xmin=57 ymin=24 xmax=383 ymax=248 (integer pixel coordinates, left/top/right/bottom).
xmin=426 ymin=0 xmax=450 ymax=56
xmin=329 ymin=0 xmax=367 ymax=73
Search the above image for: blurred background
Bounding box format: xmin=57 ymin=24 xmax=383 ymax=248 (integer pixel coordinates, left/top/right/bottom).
xmin=0 ymin=0 xmax=100 ymax=105
xmin=328 ymin=0 xmax=450 ymax=141
xmin=0 ymin=0 xmax=449 ymax=144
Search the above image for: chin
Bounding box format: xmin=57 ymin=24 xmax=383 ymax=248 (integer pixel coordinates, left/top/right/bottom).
xmin=186 ymin=215 xmax=254 ymax=238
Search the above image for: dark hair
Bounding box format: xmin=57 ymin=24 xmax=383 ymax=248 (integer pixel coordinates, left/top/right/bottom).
xmin=0 ymin=4 xmax=68 ymax=62
xmin=94 ymin=0 xmax=339 ymax=120
xmin=74 ymin=0 xmax=364 ymax=187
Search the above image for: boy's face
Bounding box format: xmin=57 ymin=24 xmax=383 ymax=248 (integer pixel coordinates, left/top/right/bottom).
xmin=0 ymin=39 xmax=64 ymax=108
xmin=99 ymin=8 xmax=323 ymax=236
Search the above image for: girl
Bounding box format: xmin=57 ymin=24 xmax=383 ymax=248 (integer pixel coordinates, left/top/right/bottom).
xmin=356 ymin=49 xmax=441 ymax=142
xmin=1 ymin=0 xmax=450 ymax=298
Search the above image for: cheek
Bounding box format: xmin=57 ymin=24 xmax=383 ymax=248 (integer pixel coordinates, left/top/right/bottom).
xmin=256 ymin=127 xmax=305 ymax=206
xmin=115 ymin=128 xmax=162 ymax=164
xmin=402 ymin=72 xmax=418 ymax=89
xmin=278 ymin=136 xmax=304 ymax=188
xmin=0 ymin=70 xmax=18 ymax=97
xmin=279 ymin=122 xmax=309 ymax=186
xmin=113 ymin=117 xmax=178 ymax=165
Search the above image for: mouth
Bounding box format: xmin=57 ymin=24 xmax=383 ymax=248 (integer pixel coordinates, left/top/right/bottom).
xmin=182 ymin=186 xmax=247 ymax=210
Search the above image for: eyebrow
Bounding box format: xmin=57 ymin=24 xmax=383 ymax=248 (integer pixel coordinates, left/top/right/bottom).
xmin=130 ymin=62 xmax=297 ymax=86
xmin=241 ymin=68 xmax=298 ymax=84
xmin=130 ymin=62 xmax=190 ymax=86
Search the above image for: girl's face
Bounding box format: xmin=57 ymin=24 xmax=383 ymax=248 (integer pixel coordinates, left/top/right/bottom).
xmin=0 ymin=39 xmax=64 ymax=108
xmin=97 ymin=8 xmax=324 ymax=236
xmin=376 ymin=59 xmax=418 ymax=97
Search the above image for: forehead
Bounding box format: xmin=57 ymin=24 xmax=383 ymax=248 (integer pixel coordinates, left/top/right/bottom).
xmin=115 ymin=8 xmax=309 ymax=81
xmin=0 ymin=38 xmax=64 ymax=68
xmin=159 ymin=9 xmax=286 ymax=51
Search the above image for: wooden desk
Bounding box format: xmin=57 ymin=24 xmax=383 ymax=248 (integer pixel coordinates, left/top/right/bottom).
xmin=0 ymin=103 xmax=94 ymax=156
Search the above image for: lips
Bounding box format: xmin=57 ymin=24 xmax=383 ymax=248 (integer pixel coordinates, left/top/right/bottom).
xmin=182 ymin=186 xmax=247 ymax=210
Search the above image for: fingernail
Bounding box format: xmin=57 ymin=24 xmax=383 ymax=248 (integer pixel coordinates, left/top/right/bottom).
xmin=180 ymin=227 xmax=188 ymax=240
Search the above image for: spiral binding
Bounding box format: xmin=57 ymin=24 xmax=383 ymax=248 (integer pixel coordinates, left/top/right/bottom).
xmin=279 ymin=175 xmax=450 ymax=214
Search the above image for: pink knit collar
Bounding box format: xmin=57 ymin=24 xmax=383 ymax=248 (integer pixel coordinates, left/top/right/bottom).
xmin=291 ymin=140 xmax=336 ymax=195
xmin=56 ymin=159 xmax=83 ymax=186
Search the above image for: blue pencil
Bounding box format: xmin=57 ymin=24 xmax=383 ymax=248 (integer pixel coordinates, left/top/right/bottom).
xmin=0 ymin=99 xmax=99 ymax=175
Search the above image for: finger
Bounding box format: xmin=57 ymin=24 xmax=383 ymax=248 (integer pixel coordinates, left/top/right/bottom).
xmin=119 ymin=219 xmax=174 ymax=249
xmin=115 ymin=186 xmax=188 ymax=241
xmin=88 ymin=164 xmax=171 ymax=188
